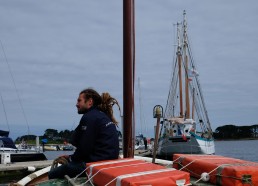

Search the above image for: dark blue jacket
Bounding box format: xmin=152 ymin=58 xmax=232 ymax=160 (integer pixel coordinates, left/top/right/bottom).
xmin=70 ymin=107 xmax=119 ymax=163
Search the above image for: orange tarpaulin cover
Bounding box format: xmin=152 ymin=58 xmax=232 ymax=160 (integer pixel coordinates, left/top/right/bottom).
xmin=173 ymin=154 xmax=258 ymax=186
xmin=86 ymin=158 xmax=190 ymax=186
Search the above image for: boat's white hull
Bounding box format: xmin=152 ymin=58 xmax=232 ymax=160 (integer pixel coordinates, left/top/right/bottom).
xmin=157 ymin=135 xmax=215 ymax=157
xmin=0 ymin=136 xmax=47 ymax=164
xmin=0 ymin=151 xmax=47 ymax=164
xmin=195 ymin=135 xmax=215 ymax=155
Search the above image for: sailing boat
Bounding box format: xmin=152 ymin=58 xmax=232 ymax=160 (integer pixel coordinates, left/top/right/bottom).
xmin=0 ymin=104 xmax=46 ymax=164
xmin=0 ymin=43 xmax=47 ymax=164
xmin=157 ymin=11 xmax=215 ymax=157
xmin=0 ymin=130 xmax=47 ymax=164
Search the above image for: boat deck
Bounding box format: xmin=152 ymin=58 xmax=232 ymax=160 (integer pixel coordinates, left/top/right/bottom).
xmin=2 ymin=157 xmax=218 ymax=186
xmin=34 ymin=178 xmax=215 ymax=186
xmin=0 ymin=160 xmax=52 ymax=176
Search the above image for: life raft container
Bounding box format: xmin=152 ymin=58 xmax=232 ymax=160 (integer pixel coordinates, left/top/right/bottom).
xmin=85 ymin=158 xmax=190 ymax=186
xmin=173 ymin=154 xmax=258 ymax=186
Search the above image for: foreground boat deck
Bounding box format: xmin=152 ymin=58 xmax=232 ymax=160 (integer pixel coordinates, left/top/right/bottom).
xmin=4 ymin=157 xmax=219 ymax=186
xmin=33 ymin=173 xmax=216 ymax=186
xmin=0 ymin=160 xmax=52 ymax=177
xmin=6 ymin=153 xmax=258 ymax=186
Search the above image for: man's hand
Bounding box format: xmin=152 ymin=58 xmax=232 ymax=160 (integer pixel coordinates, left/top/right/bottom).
xmin=57 ymin=156 xmax=69 ymax=164
xmin=59 ymin=155 xmax=69 ymax=160
xmin=51 ymin=155 xmax=70 ymax=170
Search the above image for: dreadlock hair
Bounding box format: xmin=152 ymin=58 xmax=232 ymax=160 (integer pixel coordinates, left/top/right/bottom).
xmin=80 ymin=88 xmax=120 ymax=125
xmin=99 ymin=92 xmax=121 ymax=124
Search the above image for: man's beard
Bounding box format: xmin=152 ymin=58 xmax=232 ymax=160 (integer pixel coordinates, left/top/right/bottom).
xmin=77 ymin=107 xmax=88 ymax=114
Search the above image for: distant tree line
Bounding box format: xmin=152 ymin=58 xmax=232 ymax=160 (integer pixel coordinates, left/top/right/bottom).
xmin=15 ymin=128 xmax=74 ymax=143
xmin=214 ymin=124 xmax=258 ymax=140
xmin=15 ymin=124 xmax=258 ymax=143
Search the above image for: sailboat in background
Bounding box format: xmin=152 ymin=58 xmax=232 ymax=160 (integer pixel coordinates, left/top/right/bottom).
xmin=0 ymin=129 xmax=47 ymax=164
xmin=0 ymin=42 xmax=47 ymax=164
xmin=135 ymin=78 xmax=151 ymax=151
xmin=157 ymin=11 xmax=215 ymax=157
xmin=0 ymin=95 xmax=46 ymax=164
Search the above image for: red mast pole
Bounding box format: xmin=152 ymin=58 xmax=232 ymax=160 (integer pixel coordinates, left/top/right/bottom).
xmin=123 ymin=0 xmax=134 ymax=158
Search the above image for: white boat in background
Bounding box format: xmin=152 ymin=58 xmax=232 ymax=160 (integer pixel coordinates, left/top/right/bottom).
xmin=0 ymin=46 xmax=47 ymax=164
xmin=157 ymin=11 xmax=215 ymax=157
xmin=134 ymin=133 xmax=152 ymax=151
xmin=61 ymin=144 xmax=75 ymax=151
xmin=0 ymin=130 xmax=47 ymax=164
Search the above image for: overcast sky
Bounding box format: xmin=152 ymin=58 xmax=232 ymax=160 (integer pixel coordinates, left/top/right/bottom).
xmin=1 ymin=0 xmax=258 ymax=140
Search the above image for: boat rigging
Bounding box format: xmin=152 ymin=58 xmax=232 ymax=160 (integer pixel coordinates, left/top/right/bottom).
xmin=157 ymin=10 xmax=215 ymax=157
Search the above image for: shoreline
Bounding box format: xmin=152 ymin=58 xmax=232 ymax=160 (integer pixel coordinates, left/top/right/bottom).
xmin=215 ymin=138 xmax=258 ymax=141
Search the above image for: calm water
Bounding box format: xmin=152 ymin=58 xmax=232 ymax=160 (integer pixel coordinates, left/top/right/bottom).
xmin=44 ymin=140 xmax=258 ymax=162
xmin=214 ymin=139 xmax=258 ymax=162
xmin=44 ymin=150 xmax=74 ymax=160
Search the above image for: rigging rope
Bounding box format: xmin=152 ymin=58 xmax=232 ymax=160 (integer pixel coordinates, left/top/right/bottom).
xmin=164 ymin=20 xmax=212 ymax=134
xmin=0 ymin=39 xmax=30 ymax=135
xmin=0 ymin=93 xmax=10 ymax=131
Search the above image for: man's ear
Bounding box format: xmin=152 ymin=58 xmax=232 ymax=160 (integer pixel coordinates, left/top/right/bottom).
xmin=88 ymin=98 xmax=94 ymax=106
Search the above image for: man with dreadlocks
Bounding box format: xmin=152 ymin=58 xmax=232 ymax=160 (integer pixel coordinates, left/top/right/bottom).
xmin=48 ymin=88 xmax=120 ymax=179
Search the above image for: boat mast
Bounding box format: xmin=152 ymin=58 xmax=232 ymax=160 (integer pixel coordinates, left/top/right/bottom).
xmin=183 ymin=10 xmax=190 ymax=119
xmin=138 ymin=77 xmax=144 ymax=134
xmin=192 ymin=88 xmax=195 ymax=120
xmin=177 ymin=23 xmax=184 ymax=117
xmin=123 ymin=0 xmax=135 ymax=158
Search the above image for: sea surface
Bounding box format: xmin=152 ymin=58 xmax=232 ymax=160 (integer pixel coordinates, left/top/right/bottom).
xmin=43 ymin=140 xmax=258 ymax=162
xmin=214 ymin=139 xmax=258 ymax=162
xmin=2 ymin=140 xmax=257 ymax=184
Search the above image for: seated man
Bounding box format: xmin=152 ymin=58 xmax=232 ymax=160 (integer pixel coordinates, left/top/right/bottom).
xmin=48 ymin=88 xmax=120 ymax=179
